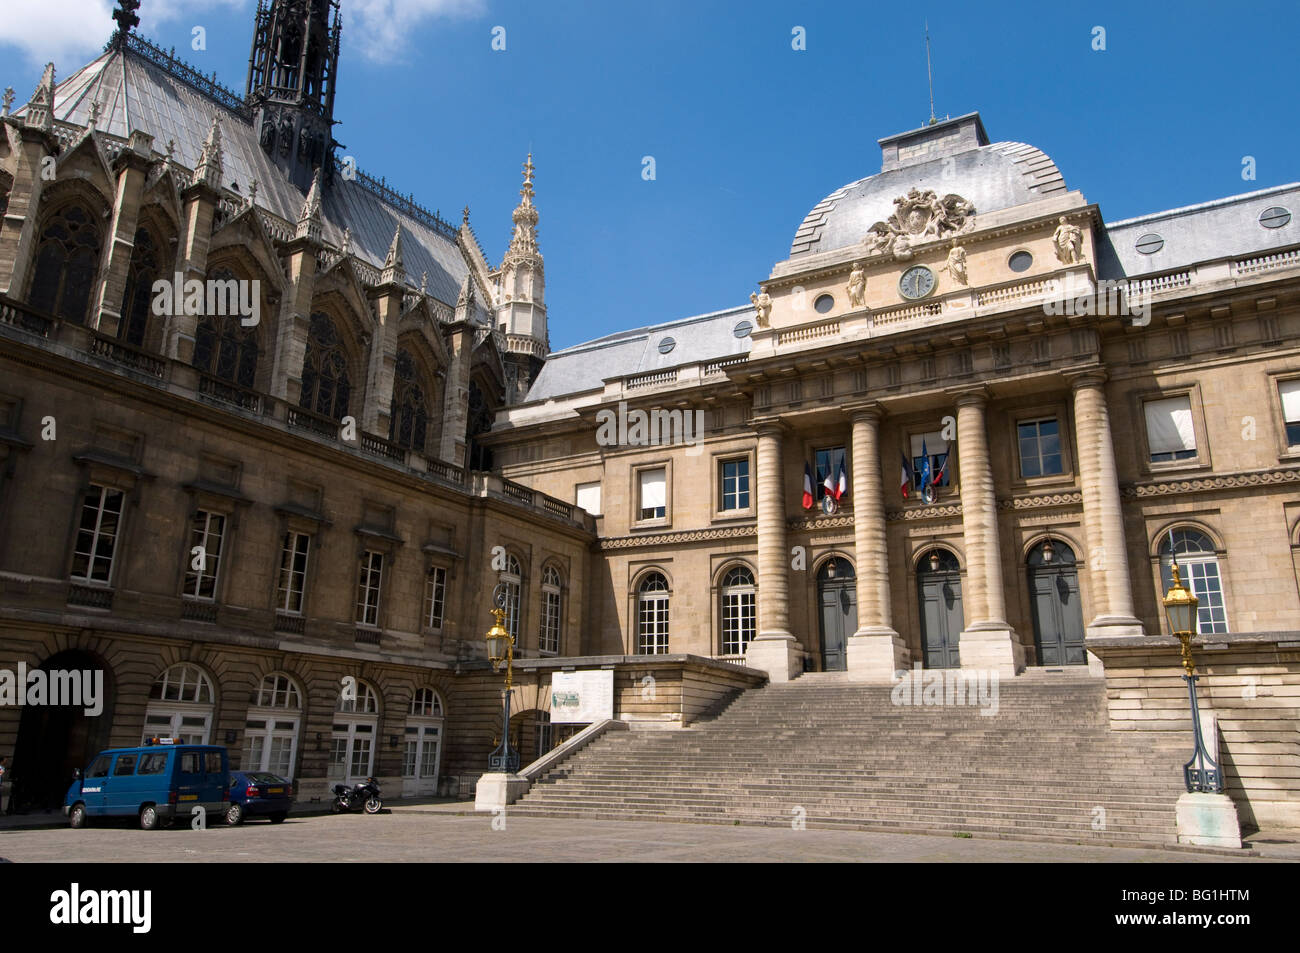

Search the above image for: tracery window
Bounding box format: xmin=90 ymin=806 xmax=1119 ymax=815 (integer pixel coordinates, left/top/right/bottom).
xmin=389 ymin=348 xmax=429 ymax=451
xmin=192 ymin=268 xmax=258 ymax=388
xmin=29 ymin=203 xmax=101 ymax=323
xmin=300 ymin=312 xmax=350 ymax=420
xmin=119 ymin=226 xmax=159 ymax=347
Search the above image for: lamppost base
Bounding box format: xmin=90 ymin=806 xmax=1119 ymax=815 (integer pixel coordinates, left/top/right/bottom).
xmin=474 ymin=772 xmax=530 ymax=812
xmin=1174 ymin=792 xmax=1242 ymax=849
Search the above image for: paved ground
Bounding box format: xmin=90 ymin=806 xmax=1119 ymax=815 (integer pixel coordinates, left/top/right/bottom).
xmin=0 ymin=802 xmax=1294 ymax=862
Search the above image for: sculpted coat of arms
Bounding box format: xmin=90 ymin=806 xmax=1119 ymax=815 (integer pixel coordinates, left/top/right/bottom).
xmin=864 ymin=188 xmax=975 ymax=259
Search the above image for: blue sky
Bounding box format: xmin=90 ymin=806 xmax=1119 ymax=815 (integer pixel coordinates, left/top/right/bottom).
xmin=3 ymin=0 xmax=1297 ymax=349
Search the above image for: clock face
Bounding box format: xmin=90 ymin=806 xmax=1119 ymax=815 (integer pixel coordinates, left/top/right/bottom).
xmin=899 ymin=265 xmax=936 ymax=300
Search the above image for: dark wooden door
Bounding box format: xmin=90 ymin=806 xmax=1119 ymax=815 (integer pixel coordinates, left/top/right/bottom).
xmin=918 ymin=551 xmax=963 ymax=668
xmin=1028 ymin=541 xmax=1086 ymax=665
xmin=817 ymin=559 xmax=856 ymax=672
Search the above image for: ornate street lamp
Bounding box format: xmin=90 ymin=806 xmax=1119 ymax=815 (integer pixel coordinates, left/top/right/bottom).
xmin=928 ymin=550 xmax=942 ymax=572
xmin=485 ymin=583 xmax=520 ymax=773
xmin=1041 ymin=534 xmax=1055 ymax=564
xmin=1162 ymin=545 xmax=1222 ymax=793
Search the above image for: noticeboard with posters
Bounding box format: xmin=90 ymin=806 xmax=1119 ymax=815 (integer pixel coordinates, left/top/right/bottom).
xmin=549 ymin=670 xmax=614 ymax=724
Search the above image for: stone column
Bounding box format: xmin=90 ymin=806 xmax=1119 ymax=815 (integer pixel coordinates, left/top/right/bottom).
xmin=167 ymin=181 xmax=220 ymax=364
xmin=0 ymin=124 xmax=57 ymax=298
xmin=845 ymin=403 xmax=908 ymax=679
xmin=362 ymin=284 xmax=402 ymax=436
xmin=267 ymin=238 xmax=318 ymax=404
xmin=90 ymin=131 xmax=153 ymax=338
xmin=951 ymin=387 xmax=1024 ymax=676
xmin=744 ymin=421 xmax=801 ymax=681
xmin=439 ymin=321 xmax=474 ymax=467
xmin=1071 ymin=370 xmax=1144 ymax=644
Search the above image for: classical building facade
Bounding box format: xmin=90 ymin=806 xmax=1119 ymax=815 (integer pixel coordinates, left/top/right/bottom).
xmin=1 ymin=3 xmax=1297 ymax=828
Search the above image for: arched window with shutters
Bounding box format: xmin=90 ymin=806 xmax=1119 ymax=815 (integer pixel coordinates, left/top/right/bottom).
xmin=637 ymin=571 xmax=670 ymax=655
xmin=28 ymin=202 xmax=101 ymax=323
xmin=719 ymin=565 xmax=756 ymax=656
xmin=540 ymin=566 xmax=562 ymax=655
xmin=1159 ymin=529 xmax=1229 ymax=635
xmin=389 ymin=348 xmax=429 ymax=451
xmin=300 ymin=312 xmax=351 ymax=420
xmin=118 ymin=225 xmax=160 ymax=347
xmin=193 ymin=267 xmax=259 ymax=389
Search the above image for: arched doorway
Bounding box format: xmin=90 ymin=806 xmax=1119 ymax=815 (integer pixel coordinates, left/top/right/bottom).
xmin=817 ymin=556 xmax=856 ymax=672
xmin=1027 ymin=539 xmax=1086 ymax=665
xmin=11 ymin=649 xmax=115 ymax=811
xmin=918 ymin=549 xmax=963 ymax=668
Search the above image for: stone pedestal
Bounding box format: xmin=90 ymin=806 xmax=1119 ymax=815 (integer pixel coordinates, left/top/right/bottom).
xmin=1175 ymin=792 xmax=1242 ymax=849
xmin=847 ymin=628 xmax=909 ymax=681
xmin=745 ymin=635 xmax=801 ymax=683
xmin=474 ymin=772 xmax=530 ymax=811
xmin=958 ymin=622 xmax=1025 ymax=679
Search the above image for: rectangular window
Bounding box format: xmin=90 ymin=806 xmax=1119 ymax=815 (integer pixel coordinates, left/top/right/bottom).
xmin=575 ymin=481 xmax=602 ymax=516
xmin=183 ymin=510 xmax=226 ymax=600
xmin=277 ymin=532 xmax=310 ymax=613
xmin=720 ymin=458 xmax=751 ymax=511
xmin=1017 ymin=418 xmax=1064 ymax=478
xmin=402 ymin=728 xmax=418 ymax=778
xmin=908 ymin=433 xmax=951 ymax=490
xmin=1280 ymin=379 xmax=1300 ymax=447
xmin=71 ymin=484 xmax=125 ymax=584
xmin=425 ymin=566 xmax=447 ymax=630
xmin=638 ymin=468 xmax=666 ymax=520
xmin=420 ymin=732 xmax=440 ymax=777
xmin=540 ymin=588 xmax=561 ymax=654
xmin=356 ymin=551 xmax=384 ymax=627
xmin=1144 ymin=395 xmax=1197 ymax=462
xmin=721 ymin=589 xmax=756 ymax=655
xmin=112 ymin=754 xmax=137 ymax=776
xmin=638 ymin=593 xmax=669 ymax=654
xmin=814 ymin=447 xmax=847 ymax=501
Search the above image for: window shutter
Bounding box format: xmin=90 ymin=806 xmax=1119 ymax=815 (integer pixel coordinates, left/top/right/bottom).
xmin=1279 ymin=379 xmax=1300 ymax=423
xmin=1144 ymin=396 xmax=1196 ymax=454
xmin=639 ymin=469 xmax=666 ymax=509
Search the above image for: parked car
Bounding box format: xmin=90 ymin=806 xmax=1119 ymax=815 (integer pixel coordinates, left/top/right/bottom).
xmin=64 ymin=740 xmax=229 ymax=830
xmin=225 ymin=771 xmax=294 ymax=825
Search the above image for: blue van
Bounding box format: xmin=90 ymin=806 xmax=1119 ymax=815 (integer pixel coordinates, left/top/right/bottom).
xmin=63 ymin=741 xmax=230 ymax=830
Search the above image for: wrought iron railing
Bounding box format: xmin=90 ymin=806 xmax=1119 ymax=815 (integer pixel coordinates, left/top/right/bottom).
xmin=274 ymin=612 xmax=306 ymax=635
xmin=117 ymin=32 xmax=252 ymax=120
xmin=181 ymin=600 xmax=218 ymax=623
xmin=351 ymin=167 xmax=459 ymax=241
xmin=354 ymin=627 xmax=382 ymax=645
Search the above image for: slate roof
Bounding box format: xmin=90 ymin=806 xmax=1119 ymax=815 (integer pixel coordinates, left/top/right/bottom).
xmin=1096 ymin=183 xmax=1300 ymax=280
xmin=525 ymin=304 xmax=755 ymax=402
xmin=27 ymin=39 xmax=479 ymax=311
xmin=790 ymin=141 xmax=1068 ymax=258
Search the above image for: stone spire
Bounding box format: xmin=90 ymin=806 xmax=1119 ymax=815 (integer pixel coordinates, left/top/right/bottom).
xmin=24 ymin=63 xmax=56 ymax=133
xmin=382 ymin=224 xmax=405 ymax=284
xmin=506 ymin=152 xmax=540 ymax=258
xmin=296 ymin=167 xmax=322 ymax=241
xmin=191 ymin=114 xmax=224 ymax=191
xmin=456 ymin=272 xmax=475 ymax=312
xmin=3 ymin=87 xmax=16 ymax=118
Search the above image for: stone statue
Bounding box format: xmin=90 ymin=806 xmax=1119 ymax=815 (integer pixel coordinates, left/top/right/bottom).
xmin=278 ymin=116 xmax=293 ymax=157
xmin=943 ymin=240 xmax=968 ymax=285
xmin=260 ymin=118 xmax=276 ymax=153
xmin=1053 ymin=216 xmax=1084 ymax=264
xmin=845 ymin=261 xmax=866 ymax=307
xmin=750 ymin=291 xmax=772 ymax=329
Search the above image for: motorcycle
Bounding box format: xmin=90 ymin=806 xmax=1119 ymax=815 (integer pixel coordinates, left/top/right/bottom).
xmin=331 ymin=777 xmax=383 ymax=814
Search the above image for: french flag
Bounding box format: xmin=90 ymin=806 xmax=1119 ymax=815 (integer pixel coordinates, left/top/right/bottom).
xmin=835 ymin=460 xmax=848 ymax=501
xmin=900 ymin=452 xmax=911 ymax=498
xmin=802 ymin=463 xmax=814 ymax=510
xmin=823 ymin=468 xmax=835 ymax=500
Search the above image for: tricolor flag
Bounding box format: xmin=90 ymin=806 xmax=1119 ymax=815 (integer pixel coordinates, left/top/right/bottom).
xmin=802 ymin=462 xmax=814 ymax=510
xmin=823 ymin=467 xmax=835 ymax=500
xmin=900 ymin=452 xmax=911 ymax=498
xmin=934 ymin=442 xmax=951 ymax=485
xmin=835 ymin=460 xmax=848 ymax=501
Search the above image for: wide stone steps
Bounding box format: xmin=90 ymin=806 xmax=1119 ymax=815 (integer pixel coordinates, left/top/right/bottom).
xmin=514 ymin=677 xmax=1188 ymax=844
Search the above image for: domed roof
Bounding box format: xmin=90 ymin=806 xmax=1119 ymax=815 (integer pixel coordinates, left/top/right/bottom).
xmin=790 ymin=114 xmax=1068 ymax=258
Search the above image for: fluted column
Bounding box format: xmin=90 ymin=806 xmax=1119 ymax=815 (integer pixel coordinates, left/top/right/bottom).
xmin=951 ymin=387 xmax=1024 ymax=676
xmin=846 ymin=404 xmax=909 ymax=679
xmin=1071 ymin=370 xmax=1144 ymax=641
xmin=744 ymin=421 xmax=801 ymax=681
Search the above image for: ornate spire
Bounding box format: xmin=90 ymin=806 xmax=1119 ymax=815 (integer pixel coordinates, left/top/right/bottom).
xmin=2 ymin=87 xmax=15 ymax=118
xmin=87 ymin=98 xmax=101 ymax=132
xmin=111 ymin=0 xmax=141 ymax=45
xmin=296 ymin=167 xmax=322 ymax=241
xmin=191 ymin=114 xmax=224 ymax=191
xmin=382 ymin=223 xmax=405 ymax=284
xmin=456 ymin=272 xmax=475 ymax=311
xmin=24 ymin=63 xmax=56 ymax=134
xmin=506 ymin=152 xmax=540 ymax=258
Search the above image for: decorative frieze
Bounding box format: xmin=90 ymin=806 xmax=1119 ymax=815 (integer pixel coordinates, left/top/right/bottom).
xmin=1123 ymin=466 xmax=1300 ymax=499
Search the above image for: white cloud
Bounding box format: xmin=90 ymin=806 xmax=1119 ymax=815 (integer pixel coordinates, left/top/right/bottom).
xmin=344 ymin=0 xmax=487 ymax=62
xmin=0 ymin=0 xmax=248 ymax=72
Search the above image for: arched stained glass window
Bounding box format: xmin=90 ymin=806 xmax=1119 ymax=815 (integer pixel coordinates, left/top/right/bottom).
xmin=389 ymin=348 xmax=429 ymax=451
xmin=193 ymin=268 xmax=259 ymax=388
xmin=300 ymin=312 xmax=350 ymax=419
xmin=29 ymin=203 xmax=101 ymax=323
xmin=119 ymin=226 xmax=159 ymax=347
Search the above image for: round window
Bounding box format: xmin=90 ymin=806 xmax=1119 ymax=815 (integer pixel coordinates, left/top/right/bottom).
xmin=732 ymin=320 xmax=753 ymax=338
xmin=814 ymin=293 xmax=835 ymax=314
xmin=1135 ymin=233 xmax=1165 ymax=254
xmin=1260 ymin=207 xmax=1292 ymax=229
xmin=1008 ymin=251 xmax=1033 ymax=272
xmin=657 ymin=337 xmax=675 ymax=354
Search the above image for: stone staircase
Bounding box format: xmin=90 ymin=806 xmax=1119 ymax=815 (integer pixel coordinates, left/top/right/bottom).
xmin=511 ymin=670 xmax=1191 ymax=846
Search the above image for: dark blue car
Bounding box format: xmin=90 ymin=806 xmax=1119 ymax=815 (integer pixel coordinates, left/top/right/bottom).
xmin=225 ymin=771 xmax=294 ymax=825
